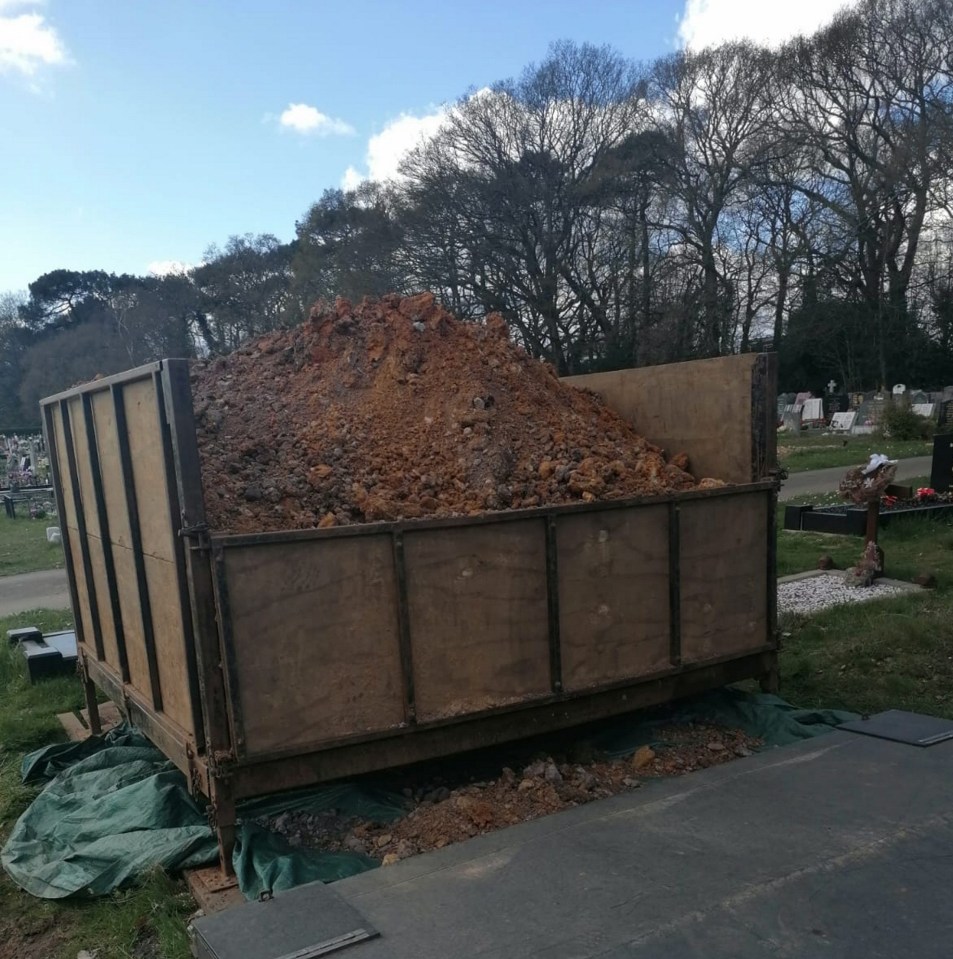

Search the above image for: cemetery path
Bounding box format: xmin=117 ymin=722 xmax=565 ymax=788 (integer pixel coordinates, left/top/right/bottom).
xmin=780 ymin=455 xmax=932 ymax=502
xmin=0 ymin=568 xmax=70 ymax=617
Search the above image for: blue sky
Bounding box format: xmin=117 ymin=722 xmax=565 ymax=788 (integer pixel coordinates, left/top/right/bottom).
xmin=0 ymin=0 xmax=851 ymax=294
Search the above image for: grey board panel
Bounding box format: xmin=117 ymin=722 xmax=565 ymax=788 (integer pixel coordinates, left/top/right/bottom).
xmin=191 ymin=879 xmax=378 ymax=959
xmin=839 ymin=708 xmax=953 ymax=746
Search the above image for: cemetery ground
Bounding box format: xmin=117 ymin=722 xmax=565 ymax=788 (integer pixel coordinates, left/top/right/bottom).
xmin=778 ymin=432 xmax=931 ymax=473
xmin=0 ymin=513 xmax=65 ymax=578
xmin=0 ymin=509 xmax=951 ymax=957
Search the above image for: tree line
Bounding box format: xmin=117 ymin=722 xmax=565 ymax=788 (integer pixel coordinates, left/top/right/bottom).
xmin=3 ymin=0 xmax=953 ymax=429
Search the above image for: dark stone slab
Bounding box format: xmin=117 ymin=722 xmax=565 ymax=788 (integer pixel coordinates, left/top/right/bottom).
xmin=324 ymin=730 xmax=953 ymax=959
xmin=190 ymin=879 xmax=378 ymax=959
xmin=839 ymin=709 xmax=953 ymax=746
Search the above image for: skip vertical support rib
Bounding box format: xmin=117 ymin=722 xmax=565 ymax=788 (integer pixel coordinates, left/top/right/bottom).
xmin=42 ymin=403 xmax=87 ymax=653
xmin=668 ymin=502 xmax=682 ymax=668
xmin=392 ymin=533 xmax=417 ymax=725
xmin=111 ymin=383 xmax=163 ymax=708
xmin=545 ymin=515 xmax=563 ymax=693
xmin=81 ymin=392 xmax=130 ymax=684
xmin=60 ymin=399 xmax=105 ymax=661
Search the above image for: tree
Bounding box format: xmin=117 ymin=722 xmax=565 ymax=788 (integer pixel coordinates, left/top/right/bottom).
xmin=192 ymin=234 xmax=295 ymax=353
xmin=402 ymin=40 xmax=647 ymax=373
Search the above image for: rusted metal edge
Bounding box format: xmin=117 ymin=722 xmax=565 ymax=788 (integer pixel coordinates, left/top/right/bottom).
xmin=59 ymin=398 xmax=105 ymax=661
xmin=111 ymin=382 xmax=163 ymax=708
xmin=750 ymin=352 xmax=778 ymax=483
xmin=160 ymin=359 xmax=228 ymax=766
xmin=210 ymin=482 xmax=777 ymax=549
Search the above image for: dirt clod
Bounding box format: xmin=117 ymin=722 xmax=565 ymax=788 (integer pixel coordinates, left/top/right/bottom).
xmin=192 ymin=294 xmax=708 ymax=533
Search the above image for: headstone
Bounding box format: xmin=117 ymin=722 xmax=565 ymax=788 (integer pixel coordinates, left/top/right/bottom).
xmin=830 ymin=411 xmax=857 ymax=432
xmin=910 ymin=390 xmax=930 ymax=406
xmin=782 ymin=409 xmax=802 ymax=432
xmin=892 ymin=383 xmax=907 ymax=397
xmin=850 ymin=392 xmax=866 ymax=410
xmin=931 ymin=433 xmax=953 ymax=492
xmin=913 ymin=403 xmax=936 ymax=420
xmin=801 ymin=397 xmax=825 ymax=426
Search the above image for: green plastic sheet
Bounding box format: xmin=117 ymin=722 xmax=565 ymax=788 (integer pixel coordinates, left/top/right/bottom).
xmin=2 ymin=690 xmax=856 ymax=900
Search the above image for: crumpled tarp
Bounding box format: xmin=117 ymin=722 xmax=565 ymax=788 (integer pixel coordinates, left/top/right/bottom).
xmin=592 ymin=687 xmax=858 ymax=757
xmin=2 ymin=725 xmax=402 ymax=900
xmin=2 ymin=689 xmax=856 ymax=900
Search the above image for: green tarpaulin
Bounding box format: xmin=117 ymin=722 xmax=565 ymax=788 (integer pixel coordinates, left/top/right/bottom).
xmin=2 ymin=690 xmax=857 ymax=900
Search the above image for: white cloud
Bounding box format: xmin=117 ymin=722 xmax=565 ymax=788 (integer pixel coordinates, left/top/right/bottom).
xmin=147 ymin=260 xmax=195 ymax=278
xmin=677 ymin=0 xmax=859 ymax=50
xmin=278 ymin=102 xmax=355 ymax=136
xmin=342 ymin=106 xmax=449 ymax=189
xmin=0 ymin=2 xmax=69 ymax=77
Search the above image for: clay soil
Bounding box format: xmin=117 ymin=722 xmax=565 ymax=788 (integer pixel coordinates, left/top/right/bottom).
xmin=258 ymin=723 xmax=760 ymax=866
xmin=192 ymin=294 xmax=719 ymax=533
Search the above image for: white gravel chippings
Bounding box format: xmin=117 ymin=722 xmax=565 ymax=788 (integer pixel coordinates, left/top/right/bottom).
xmin=778 ymin=573 xmax=913 ymax=616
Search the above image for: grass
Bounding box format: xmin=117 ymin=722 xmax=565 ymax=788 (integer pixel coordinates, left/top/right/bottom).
xmin=0 ymin=509 xmax=950 ymax=954
xmin=778 ymin=433 xmax=931 ymax=473
xmin=0 ymin=609 xmax=195 ymax=959
xmin=0 ymin=514 xmax=66 ymax=577
xmin=777 ymin=514 xmax=953 ymax=719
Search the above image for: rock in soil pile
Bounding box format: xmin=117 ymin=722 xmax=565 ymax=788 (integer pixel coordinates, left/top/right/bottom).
xmin=257 ymin=723 xmax=760 ymax=866
xmin=192 ymin=293 xmax=718 ymax=533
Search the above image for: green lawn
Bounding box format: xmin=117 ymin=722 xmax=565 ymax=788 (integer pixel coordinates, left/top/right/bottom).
xmin=777 ymin=514 xmax=953 ymax=718
xmin=778 ymin=433 xmax=931 ymax=473
xmin=0 ymin=609 xmax=195 ymax=959
xmin=0 ymin=514 xmax=66 ymax=577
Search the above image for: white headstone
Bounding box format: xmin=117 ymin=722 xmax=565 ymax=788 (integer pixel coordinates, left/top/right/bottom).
xmin=913 ymin=403 xmax=936 ymax=419
xmin=830 ymin=411 xmax=857 ymax=432
xmin=892 ymin=383 xmax=907 ymax=396
xmin=802 ymin=398 xmax=825 ymax=424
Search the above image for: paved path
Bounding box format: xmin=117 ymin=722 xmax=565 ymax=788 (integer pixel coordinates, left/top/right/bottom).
xmin=780 ymin=455 xmax=932 ymax=502
xmin=0 ymin=567 xmax=71 ymax=617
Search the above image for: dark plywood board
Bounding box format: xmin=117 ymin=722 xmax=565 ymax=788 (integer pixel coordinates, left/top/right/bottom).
xmin=557 ymin=505 xmax=671 ymax=691
xmin=67 ymin=398 xmax=121 ymax=671
xmin=90 ymin=390 xmax=154 ymax=698
xmin=404 ymin=521 xmax=551 ymax=723
xmin=123 ymin=378 xmax=177 ymax=564
xmin=223 ymin=536 xmax=406 ymax=758
xmin=49 ymin=403 xmax=96 ymax=652
xmin=565 ymin=354 xmax=758 ymax=485
xmin=143 ymin=553 xmax=194 ymax=734
xmin=678 ymin=494 xmax=769 ymax=664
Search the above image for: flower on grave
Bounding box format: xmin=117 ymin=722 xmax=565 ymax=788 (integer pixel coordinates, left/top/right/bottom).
xmin=916 ymin=487 xmax=937 ymax=502
xmin=881 ymin=494 xmax=898 ymax=507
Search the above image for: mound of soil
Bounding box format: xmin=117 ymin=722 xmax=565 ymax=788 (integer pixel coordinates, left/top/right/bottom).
xmin=192 ymin=293 xmax=717 ymax=533
xmin=257 ymin=723 xmax=760 ymax=864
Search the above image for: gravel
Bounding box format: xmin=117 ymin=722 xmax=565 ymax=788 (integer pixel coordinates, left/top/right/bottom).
xmin=778 ymin=573 xmax=913 ymax=616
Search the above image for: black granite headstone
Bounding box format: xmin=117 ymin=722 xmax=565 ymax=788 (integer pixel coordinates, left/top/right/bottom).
xmin=930 ymin=433 xmax=953 ymax=492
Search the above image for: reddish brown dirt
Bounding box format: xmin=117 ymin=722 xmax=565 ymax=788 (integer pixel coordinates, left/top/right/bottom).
xmin=192 ymin=293 xmax=719 ymax=533
xmin=259 ymin=723 xmax=760 ymax=865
